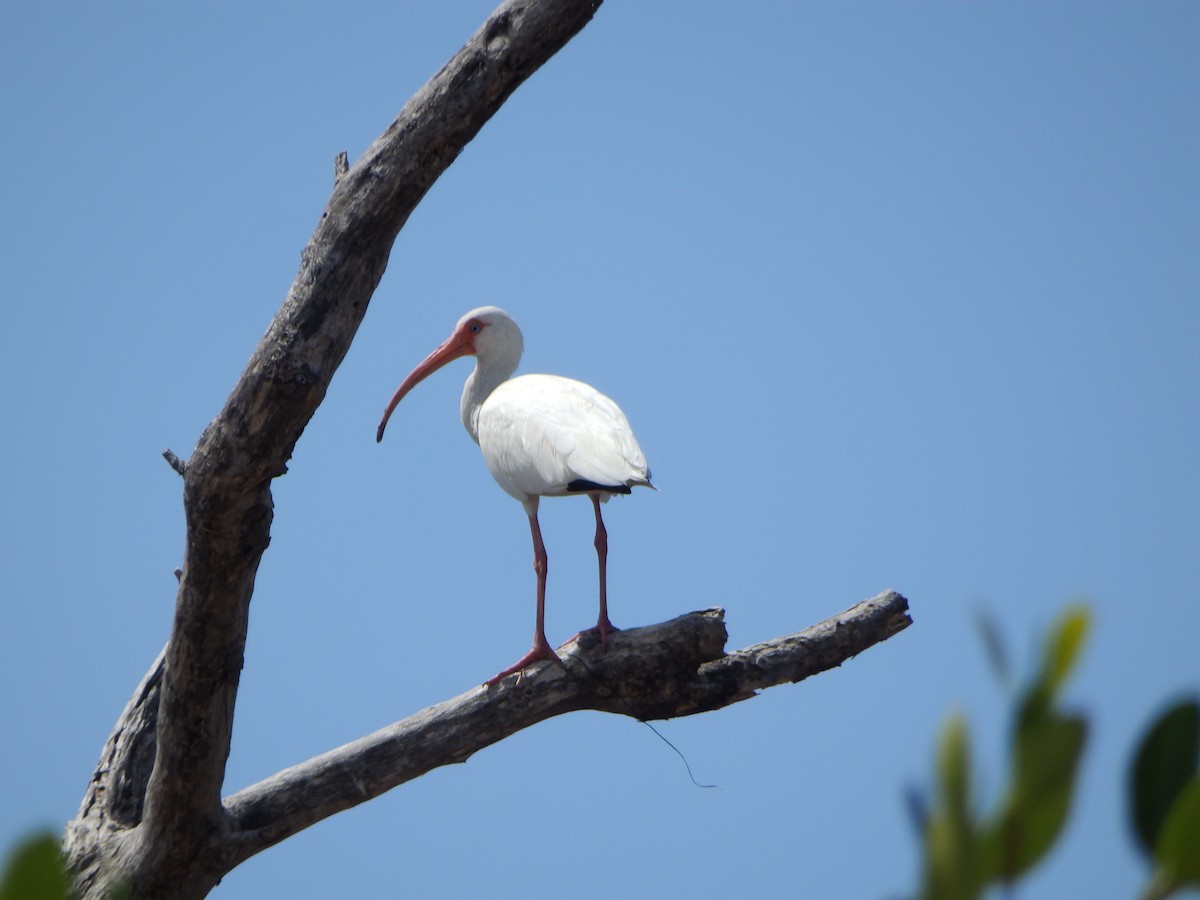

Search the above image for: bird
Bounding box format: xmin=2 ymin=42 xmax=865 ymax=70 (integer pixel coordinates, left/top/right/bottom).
xmin=376 ymin=306 xmax=653 ymax=686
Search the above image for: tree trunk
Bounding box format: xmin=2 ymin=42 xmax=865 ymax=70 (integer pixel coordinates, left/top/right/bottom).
xmin=61 ymin=2 xmax=911 ymax=896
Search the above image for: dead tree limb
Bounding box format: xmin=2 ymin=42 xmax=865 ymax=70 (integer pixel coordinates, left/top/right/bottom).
xmin=219 ymin=590 xmax=910 ymax=869
xmin=65 ymin=1 xmax=605 ymax=897
xmin=61 ymin=1 xmax=912 ymax=897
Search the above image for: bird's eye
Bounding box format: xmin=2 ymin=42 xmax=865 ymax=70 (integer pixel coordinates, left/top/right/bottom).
xmin=469 ymin=322 xmax=482 ymax=334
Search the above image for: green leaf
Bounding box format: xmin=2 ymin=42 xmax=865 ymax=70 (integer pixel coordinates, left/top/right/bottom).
xmin=920 ymin=714 xmax=981 ymax=900
xmin=922 ymin=811 xmax=982 ymax=900
xmin=1014 ymin=604 xmax=1091 ymax=738
xmin=938 ymin=713 xmax=972 ymax=820
xmin=911 ymin=602 xmax=1095 ymax=899
xmin=984 ymin=714 xmax=1088 ymax=882
xmin=1155 ymin=776 xmax=1200 ymax=889
xmin=0 ymin=832 xmax=71 ymax=900
xmin=1131 ymin=697 xmax=1200 ymax=858
xmin=1040 ymin=603 xmax=1090 ymax=700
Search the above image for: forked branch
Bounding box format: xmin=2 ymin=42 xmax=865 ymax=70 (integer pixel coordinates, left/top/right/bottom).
xmin=60 ymin=0 xmax=914 ymax=897
xmin=65 ymin=1 xmax=606 ymax=897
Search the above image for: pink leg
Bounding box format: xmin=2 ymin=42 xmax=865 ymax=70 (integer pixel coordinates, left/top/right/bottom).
xmin=589 ymin=493 xmax=618 ymax=645
xmin=485 ymin=503 xmax=565 ymax=686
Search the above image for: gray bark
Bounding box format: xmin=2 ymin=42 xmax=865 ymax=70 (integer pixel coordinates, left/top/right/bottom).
xmin=68 ymin=591 xmax=909 ymax=897
xmin=61 ymin=1 xmax=912 ymax=896
xmin=222 ymin=590 xmax=910 ymax=863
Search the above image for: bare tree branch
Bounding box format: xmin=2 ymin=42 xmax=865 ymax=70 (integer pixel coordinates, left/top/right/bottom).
xmin=66 ymin=1 xmax=605 ymax=897
xmin=147 ymin=0 xmax=605 ymax=866
xmin=161 ymin=449 xmax=187 ymax=477
xmin=220 ymin=590 xmax=910 ymax=868
xmin=62 ymin=2 xmax=914 ymax=898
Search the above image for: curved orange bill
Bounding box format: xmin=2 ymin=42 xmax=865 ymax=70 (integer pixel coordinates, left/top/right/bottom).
xmin=376 ymin=325 xmax=475 ymax=442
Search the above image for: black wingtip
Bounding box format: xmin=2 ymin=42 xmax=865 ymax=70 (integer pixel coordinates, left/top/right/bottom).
xmin=567 ymin=479 xmax=632 ymax=495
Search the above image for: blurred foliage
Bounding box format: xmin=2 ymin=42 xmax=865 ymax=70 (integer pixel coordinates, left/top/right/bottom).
xmin=1132 ymin=697 xmax=1200 ymax=900
xmin=5 ymin=604 xmax=1198 ymax=899
xmin=0 ymin=832 xmax=70 ymax=900
xmin=910 ymin=603 xmax=1200 ymax=900
xmin=914 ymin=604 xmax=1091 ymax=900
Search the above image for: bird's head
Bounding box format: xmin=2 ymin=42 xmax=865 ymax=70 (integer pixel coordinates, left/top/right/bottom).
xmin=458 ymin=306 xmax=523 ymax=363
xmin=376 ymin=306 xmax=524 ymax=443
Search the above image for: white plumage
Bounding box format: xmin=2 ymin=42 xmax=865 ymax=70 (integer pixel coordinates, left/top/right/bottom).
xmin=377 ymin=306 xmax=652 ymax=685
xmin=479 ymin=374 xmax=650 ymax=506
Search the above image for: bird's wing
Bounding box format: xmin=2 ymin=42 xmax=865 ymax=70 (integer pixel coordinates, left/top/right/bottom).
xmin=477 ymin=374 xmax=650 ymax=499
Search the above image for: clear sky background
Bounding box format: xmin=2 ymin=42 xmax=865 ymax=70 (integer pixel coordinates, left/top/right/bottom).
xmin=2 ymin=2 xmax=1197 ymax=897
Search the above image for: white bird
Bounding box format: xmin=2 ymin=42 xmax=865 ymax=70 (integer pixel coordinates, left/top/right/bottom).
xmin=376 ymin=306 xmax=653 ymax=685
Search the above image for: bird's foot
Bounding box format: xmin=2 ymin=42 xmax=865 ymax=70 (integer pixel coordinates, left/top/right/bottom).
xmin=484 ymin=639 xmax=566 ymax=687
xmin=574 ymin=616 xmax=620 ymax=651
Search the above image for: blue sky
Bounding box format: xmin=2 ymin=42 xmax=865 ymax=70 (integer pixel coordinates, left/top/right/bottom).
xmin=2 ymin=2 xmax=1197 ymax=897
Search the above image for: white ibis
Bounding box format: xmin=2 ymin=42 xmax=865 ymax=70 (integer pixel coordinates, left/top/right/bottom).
xmin=376 ymin=306 xmax=653 ymax=685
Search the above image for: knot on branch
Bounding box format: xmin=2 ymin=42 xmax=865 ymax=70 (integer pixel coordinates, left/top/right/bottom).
xmin=483 ymin=12 xmax=512 ymax=54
